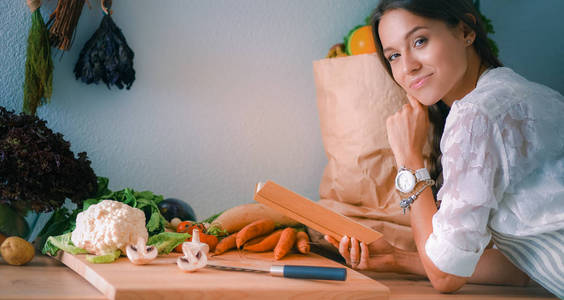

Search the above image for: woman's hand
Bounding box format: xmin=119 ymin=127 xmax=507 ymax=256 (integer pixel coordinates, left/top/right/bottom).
xmin=324 ymin=235 xmax=398 ymax=272
xmin=386 ymin=94 xmax=429 ymax=168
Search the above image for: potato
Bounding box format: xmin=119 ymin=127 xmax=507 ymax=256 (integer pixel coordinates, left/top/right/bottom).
xmin=1 ymin=236 xmax=35 ymax=266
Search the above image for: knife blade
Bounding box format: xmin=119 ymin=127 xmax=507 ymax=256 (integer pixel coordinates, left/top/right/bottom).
xmin=206 ymin=263 xmax=347 ymax=281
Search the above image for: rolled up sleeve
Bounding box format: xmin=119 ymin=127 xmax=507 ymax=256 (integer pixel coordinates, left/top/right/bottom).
xmin=425 ymin=228 xmax=484 ymax=277
xmin=425 ymin=103 xmax=504 ymax=277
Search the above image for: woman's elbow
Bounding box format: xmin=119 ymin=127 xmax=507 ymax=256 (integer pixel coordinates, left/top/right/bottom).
xmin=430 ymin=274 xmax=467 ymax=293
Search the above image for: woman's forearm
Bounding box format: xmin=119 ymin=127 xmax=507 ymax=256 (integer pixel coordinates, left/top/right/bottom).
xmin=412 ymin=184 xmax=469 ymax=292
xmin=400 ymin=156 xmax=468 ymax=292
xmin=394 ymin=248 xmax=427 ymax=276
xmin=394 ymin=247 xmax=530 ymax=286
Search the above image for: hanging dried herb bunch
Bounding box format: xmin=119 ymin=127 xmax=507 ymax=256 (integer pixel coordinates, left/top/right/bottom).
xmin=74 ymin=0 xmax=135 ymax=90
xmin=47 ymin=0 xmax=86 ymax=51
xmin=0 ymin=107 xmax=97 ymax=215
xmin=23 ymin=0 xmax=54 ymax=116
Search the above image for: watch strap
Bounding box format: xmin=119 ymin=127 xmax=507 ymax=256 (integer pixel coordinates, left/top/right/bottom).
xmin=415 ymin=168 xmax=431 ymax=181
xmin=399 ymin=167 xmax=431 ymax=182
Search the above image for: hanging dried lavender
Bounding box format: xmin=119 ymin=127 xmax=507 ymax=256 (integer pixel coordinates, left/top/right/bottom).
xmin=74 ymin=0 xmax=135 ymax=90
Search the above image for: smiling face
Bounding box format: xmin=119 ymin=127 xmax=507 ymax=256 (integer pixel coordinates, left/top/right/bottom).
xmin=378 ymin=8 xmax=477 ymax=106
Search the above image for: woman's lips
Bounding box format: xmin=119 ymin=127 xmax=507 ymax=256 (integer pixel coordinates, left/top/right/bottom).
xmin=410 ymin=74 xmax=432 ymax=89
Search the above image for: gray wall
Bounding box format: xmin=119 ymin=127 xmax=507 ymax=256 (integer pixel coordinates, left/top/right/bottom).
xmin=482 ymin=0 xmax=564 ymax=94
xmin=1 ymin=1 xmax=562 ymax=220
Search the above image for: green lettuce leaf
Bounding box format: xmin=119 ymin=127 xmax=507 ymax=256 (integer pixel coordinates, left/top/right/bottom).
xmin=86 ymin=250 xmax=121 ymax=264
xmin=42 ymin=232 xmax=88 ymax=256
xmin=147 ymin=232 xmax=190 ymax=254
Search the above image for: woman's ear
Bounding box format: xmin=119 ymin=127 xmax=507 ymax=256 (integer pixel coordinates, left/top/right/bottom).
xmin=460 ymin=13 xmax=477 ymax=46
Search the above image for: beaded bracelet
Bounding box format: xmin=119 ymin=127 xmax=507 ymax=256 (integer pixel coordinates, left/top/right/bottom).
xmin=399 ymin=179 xmax=435 ymax=214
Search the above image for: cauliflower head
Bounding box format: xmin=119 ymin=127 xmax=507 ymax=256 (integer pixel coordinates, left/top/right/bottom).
xmin=71 ymin=200 xmax=148 ymax=255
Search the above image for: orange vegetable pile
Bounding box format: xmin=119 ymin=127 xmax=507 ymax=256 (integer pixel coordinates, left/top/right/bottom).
xmin=211 ymin=218 xmax=310 ymax=260
xmin=174 ymin=221 xmax=218 ymax=253
xmin=172 ymin=217 xmax=310 ymax=261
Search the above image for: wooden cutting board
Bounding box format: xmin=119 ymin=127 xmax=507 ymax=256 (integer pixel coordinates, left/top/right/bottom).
xmin=56 ymin=250 xmax=389 ymax=300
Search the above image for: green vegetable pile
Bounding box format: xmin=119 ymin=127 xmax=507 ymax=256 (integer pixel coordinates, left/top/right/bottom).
xmin=40 ymin=177 xmax=189 ymax=263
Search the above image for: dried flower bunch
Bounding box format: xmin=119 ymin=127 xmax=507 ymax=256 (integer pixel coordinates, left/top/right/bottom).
xmin=74 ymin=4 xmax=135 ymax=90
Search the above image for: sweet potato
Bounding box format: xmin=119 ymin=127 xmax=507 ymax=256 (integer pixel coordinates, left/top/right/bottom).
xmin=236 ymin=219 xmax=275 ymax=249
xmin=214 ymin=232 xmax=238 ymax=255
xmin=243 ymin=229 xmax=283 ymax=252
xmin=211 ymin=203 xmax=299 ymax=233
xmin=274 ymin=227 xmax=297 ymax=260
xmin=295 ymin=231 xmax=310 ymax=254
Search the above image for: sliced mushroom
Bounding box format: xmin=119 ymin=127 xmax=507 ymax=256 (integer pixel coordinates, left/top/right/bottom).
xmin=126 ymin=238 xmax=158 ymax=265
xmin=177 ymin=228 xmax=209 ymax=272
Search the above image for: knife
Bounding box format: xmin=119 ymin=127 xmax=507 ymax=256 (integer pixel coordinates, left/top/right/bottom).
xmin=206 ymin=263 xmax=347 ymax=281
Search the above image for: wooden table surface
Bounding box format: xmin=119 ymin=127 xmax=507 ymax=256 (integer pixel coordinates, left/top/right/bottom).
xmin=0 ymin=254 xmax=557 ymax=300
xmin=368 ymin=272 xmax=557 ymax=300
xmin=0 ymin=255 xmax=104 ymax=300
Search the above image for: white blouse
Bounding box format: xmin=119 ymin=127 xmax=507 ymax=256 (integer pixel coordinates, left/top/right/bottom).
xmin=424 ymin=67 xmax=564 ymax=277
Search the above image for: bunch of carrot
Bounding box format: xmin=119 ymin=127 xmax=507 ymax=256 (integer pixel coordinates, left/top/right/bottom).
xmin=213 ymin=219 xmax=310 ymax=260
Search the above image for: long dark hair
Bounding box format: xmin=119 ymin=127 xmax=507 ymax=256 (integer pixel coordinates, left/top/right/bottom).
xmin=370 ymin=0 xmax=502 ymax=196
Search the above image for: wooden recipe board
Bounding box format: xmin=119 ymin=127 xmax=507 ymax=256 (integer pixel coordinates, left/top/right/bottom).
xmin=56 ymin=251 xmax=389 ymax=300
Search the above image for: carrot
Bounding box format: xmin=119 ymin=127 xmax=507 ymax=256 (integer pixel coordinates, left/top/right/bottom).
xmin=274 ymin=227 xmax=297 ymax=260
xmin=243 ymin=229 xmax=283 ymax=252
xmin=236 ymin=219 xmax=275 ymax=249
xmin=214 ymin=232 xmax=237 ymax=255
xmin=295 ymin=231 xmax=310 ymax=254
xmin=243 ymin=235 xmax=267 ymax=247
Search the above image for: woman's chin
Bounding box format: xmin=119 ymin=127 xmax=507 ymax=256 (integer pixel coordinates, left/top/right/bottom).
xmin=410 ymin=93 xmax=441 ymax=106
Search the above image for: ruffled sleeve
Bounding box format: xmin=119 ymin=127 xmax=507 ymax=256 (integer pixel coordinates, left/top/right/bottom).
xmin=425 ymin=102 xmax=506 ymax=277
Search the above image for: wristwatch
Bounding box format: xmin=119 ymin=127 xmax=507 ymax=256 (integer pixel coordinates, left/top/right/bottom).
xmin=395 ymin=167 xmax=431 ymax=194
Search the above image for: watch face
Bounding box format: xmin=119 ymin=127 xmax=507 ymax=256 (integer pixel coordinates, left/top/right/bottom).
xmin=396 ymin=170 xmax=416 ymax=193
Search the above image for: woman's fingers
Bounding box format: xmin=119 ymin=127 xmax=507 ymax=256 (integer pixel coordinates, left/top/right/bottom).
xmin=325 ymin=235 xmax=370 ymax=270
xmin=350 ymin=237 xmax=360 ymax=268
xmin=406 ymin=93 xmax=421 ymax=109
xmin=339 ymin=235 xmax=351 ymax=264
xmin=358 ymin=242 xmax=370 ymax=270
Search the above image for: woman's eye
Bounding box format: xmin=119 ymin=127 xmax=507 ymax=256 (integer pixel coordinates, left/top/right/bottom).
xmin=414 ymin=37 xmax=427 ymax=48
xmin=388 ymin=53 xmax=400 ymax=62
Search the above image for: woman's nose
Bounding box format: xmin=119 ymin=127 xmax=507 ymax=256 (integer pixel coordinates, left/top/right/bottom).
xmin=402 ymin=53 xmax=421 ymax=75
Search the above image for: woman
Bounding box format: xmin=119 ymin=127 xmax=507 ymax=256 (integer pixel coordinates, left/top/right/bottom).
xmin=325 ymin=0 xmax=564 ymax=296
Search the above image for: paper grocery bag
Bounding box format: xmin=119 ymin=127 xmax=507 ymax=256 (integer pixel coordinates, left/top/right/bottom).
xmin=312 ymin=54 xmax=430 ymax=251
